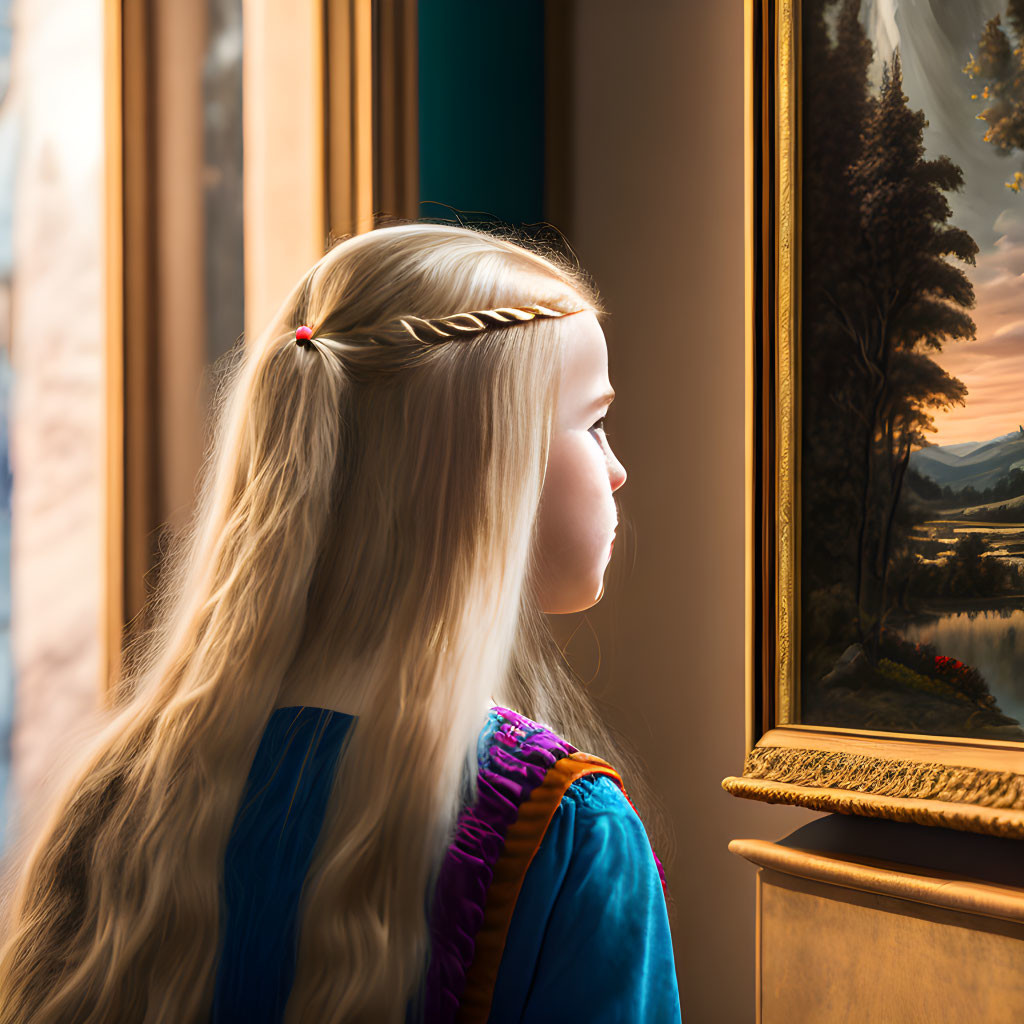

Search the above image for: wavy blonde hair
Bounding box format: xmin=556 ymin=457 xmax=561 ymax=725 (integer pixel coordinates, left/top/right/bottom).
xmin=0 ymin=222 xmax=666 ymax=1023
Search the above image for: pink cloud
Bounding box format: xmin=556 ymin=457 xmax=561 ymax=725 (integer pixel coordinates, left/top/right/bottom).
xmin=929 ymin=207 xmax=1024 ymax=445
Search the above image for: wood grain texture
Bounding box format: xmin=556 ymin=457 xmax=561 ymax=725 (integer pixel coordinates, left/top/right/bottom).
xmin=731 ymin=838 xmax=1024 ymax=923
xmin=758 ymin=868 xmax=1024 ymax=1024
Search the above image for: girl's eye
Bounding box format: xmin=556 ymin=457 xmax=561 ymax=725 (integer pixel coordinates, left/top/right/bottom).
xmin=589 ymin=417 xmax=608 ymax=438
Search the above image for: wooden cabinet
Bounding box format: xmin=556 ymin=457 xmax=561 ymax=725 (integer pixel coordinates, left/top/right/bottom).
xmin=731 ymin=817 xmax=1024 ymax=1023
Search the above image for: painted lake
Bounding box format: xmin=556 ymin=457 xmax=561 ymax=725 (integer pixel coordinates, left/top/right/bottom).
xmin=902 ymin=607 xmax=1024 ymax=727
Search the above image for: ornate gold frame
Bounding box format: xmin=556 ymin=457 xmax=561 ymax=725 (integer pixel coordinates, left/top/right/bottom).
xmin=724 ymin=0 xmax=1024 ymax=839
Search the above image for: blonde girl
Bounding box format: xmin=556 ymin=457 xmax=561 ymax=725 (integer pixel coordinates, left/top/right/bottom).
xmin=0 ymin=223 xmax=680 ymax=1022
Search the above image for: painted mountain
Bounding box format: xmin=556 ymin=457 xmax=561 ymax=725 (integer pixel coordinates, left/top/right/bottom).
xmin=910 ymin=427 xmax=1024 ymax=492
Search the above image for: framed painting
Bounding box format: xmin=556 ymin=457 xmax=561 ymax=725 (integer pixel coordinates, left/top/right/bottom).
xmin=724 ymin=0 xmax=1024 ymax=838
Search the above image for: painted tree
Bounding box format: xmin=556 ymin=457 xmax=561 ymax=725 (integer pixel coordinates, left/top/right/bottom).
xmin=838 ymin=52 xmax=977 ymax=648
xmin=963 ymin=0 xmax=1024 ymax=190
xmin=800 ymin=0 xmax=875 ymax=660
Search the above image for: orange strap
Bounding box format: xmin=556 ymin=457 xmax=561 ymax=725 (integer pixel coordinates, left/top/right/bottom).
xmin=456 ymin=752 xmax=626 ymax=1024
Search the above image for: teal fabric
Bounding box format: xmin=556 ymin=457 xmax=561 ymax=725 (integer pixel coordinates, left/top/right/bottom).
xmin=211 ymin=707 xmax=355 ymax=1022
xmin=212 ymin=706 xmax=680 ymax=1022
xmin=487 ymin=772 xmax=681 ymax=1023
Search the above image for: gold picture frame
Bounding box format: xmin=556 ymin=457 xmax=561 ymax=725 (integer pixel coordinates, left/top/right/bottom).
xmin=723 ymin=0 xmax=1024 ymax=839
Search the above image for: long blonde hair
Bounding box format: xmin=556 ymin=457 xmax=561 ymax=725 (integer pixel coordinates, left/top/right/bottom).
xmin=0 ymin=222 xmax=666 ymax=1023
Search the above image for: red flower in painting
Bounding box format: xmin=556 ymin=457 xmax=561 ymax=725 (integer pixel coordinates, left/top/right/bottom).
xmin=878 ymin=629 xmax=992 ymax=706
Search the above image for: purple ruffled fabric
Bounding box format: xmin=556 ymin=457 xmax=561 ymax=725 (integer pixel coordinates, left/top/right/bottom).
xmin=422 ymin=707 xmax=575 ymax=1023
xmin=420 ymin=705 xmax=668 ymax=1022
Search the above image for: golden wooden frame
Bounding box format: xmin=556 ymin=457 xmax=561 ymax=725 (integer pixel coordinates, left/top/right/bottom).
xmin=103 ymin=0 xmax=161 ymax=704
xmin=724 ymin=0 xmax=1024 ymax=839
xmin=104 ymin=0 xmax=229 ymax=700
xmin=103 ymin=0 xmax=122 ymax=703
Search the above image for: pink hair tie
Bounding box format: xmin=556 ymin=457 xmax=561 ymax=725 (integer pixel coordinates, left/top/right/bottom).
xmin=295 ymin=325 xmax=313 ymax=348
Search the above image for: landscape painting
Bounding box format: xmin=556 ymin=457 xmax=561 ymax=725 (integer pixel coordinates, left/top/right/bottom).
xmin=799 ymin=0 xmax=1024 ymax=740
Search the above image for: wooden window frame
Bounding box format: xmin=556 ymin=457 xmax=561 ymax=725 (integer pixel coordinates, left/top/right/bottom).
xmin=103 ymin=0 xmax=418 ymax=701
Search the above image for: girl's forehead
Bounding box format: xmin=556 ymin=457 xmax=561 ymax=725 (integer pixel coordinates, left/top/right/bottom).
xmin=556 ymin=312 xmax=612 ymax=420
xmin=560 ymin=311 xmax=609 ymax=380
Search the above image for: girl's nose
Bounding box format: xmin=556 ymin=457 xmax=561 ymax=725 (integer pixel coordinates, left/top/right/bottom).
xmin=610 ymin=455 xmax=627 ymax=492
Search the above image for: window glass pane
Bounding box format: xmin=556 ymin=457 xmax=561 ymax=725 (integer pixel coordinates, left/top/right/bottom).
xmin=0 ymin=0 xmax=12 ymax=850
xmin=204 ymin=0 xmax=244 ymax=364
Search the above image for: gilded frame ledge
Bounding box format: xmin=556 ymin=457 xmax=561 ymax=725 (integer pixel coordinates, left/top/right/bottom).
xmin=724 ymin=0 xmax=1024 ymax=839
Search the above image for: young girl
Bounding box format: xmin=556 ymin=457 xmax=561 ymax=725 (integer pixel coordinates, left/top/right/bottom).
xmin=0 ymin=223 xmax=680 ymax=1022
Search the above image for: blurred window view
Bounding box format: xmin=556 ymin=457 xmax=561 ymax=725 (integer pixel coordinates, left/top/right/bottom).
xmin=0 ymin=0 xmax=13 ymax=850
xmin=0 ymin=0 xmax=243 ymax=854
xmin=0 ymin=0 xmax=559 ymax=852
xmin=1 ymin=0 xmax=105 ymax=855
xmin=204 ymin=0 xmax=244 ymax=365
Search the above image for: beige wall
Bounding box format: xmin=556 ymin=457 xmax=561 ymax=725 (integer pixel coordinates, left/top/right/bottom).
xmin=568 ymin=3 xmax=822 ymax=1021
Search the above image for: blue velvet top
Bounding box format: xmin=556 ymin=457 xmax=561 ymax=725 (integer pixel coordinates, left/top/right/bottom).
xmin=211 ymin=706 xmax=681 ymax=1023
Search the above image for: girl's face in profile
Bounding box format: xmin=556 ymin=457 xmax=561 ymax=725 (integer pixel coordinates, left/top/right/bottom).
xmin=533 ymin=311 xmax=627 ymax=613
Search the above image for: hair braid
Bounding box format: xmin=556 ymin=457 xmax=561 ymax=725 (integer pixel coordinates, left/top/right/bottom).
xmin=393 ymin=304 xmax=585 ymax=345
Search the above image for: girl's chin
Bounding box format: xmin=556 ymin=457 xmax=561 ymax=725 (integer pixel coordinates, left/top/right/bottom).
xmin=542 ymin=580 xmax=604 ymax=615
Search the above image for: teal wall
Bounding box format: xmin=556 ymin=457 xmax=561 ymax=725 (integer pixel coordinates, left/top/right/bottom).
xmin=418 ymin=0 xmax=546 ymax=225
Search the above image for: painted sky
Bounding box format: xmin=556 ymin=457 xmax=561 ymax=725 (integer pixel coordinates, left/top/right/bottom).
xmin=855 ymin=0 xmax=1024 ymax=445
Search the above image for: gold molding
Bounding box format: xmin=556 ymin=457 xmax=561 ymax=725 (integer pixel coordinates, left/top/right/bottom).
xmin=755 ymin=724 xmax=1024 ymax=768
xmin=739 ymin=745 xmax=1024 ymax=809
xmin=775 ymin=0 xmax=799 ymax=724
xmin=724 ymin=776 xmax=1024 ymax=839
xmin=729 ymin=838 xmax=1024 ymax=922
xmin=726 ymin=725 xmax=1024 ymax=837
xmin=744 ymin=0 xmax=756 ymax=756
xmin=102 ymin=0 xmax=125 ymax=703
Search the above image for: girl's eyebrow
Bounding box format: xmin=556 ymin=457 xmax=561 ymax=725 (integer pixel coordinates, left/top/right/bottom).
xmin=588 ymin=389 xmax=616 ymax=411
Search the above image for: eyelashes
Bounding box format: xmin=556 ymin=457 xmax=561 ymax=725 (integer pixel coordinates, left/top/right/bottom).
xmin=590 ymin=417 xmax=609 ymax=439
